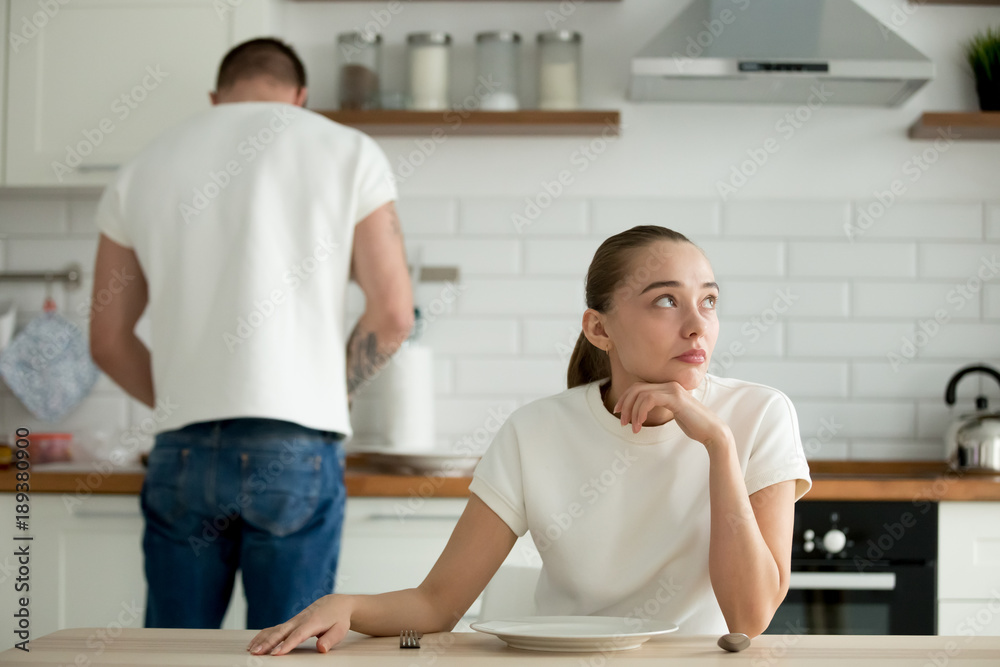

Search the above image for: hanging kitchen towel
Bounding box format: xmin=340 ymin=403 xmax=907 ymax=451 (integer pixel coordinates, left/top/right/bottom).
xmin=0 ymin=310 xmax=99 ymax=422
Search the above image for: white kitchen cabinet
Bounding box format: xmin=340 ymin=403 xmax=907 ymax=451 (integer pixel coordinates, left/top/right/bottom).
xmin=338 ymin=498 xmax=471 ymax=597
xmin=0 ymin=492 xmax=537 ymax=645
xmin=5 ymin=0 xmax=277 ymax=186
xmin=0 ymin=494 xmax=148 ymax=642
xmin=339 ymin=498 xmax=541 ymax=627
xmin=938 ymin=601 xmax=1000 ymax=637
xmin=937 ymin=502 xmax=1000 ymax=636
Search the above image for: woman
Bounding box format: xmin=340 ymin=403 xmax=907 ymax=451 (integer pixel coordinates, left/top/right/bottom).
xmin=247 ymin=225 xmax=811 ymax=656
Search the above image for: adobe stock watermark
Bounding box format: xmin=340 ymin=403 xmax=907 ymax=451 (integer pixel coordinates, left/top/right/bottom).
xmin=52 ymin=66 xmax=169 ymax=181
xmin=555 ymin=242 xmax=736 ymax=362
xmin=350 ymin=279 xmax=468 ymax=400
xmin=875 ymin=0 xmax=932 ymax=40
xmin=670 ymin=0 xmax=751 ymax=72
xmin=76 ymin=266 xmax=136 ymax=320
xmin=724 ymin=416 xmax=835 ymax=534
xmin=751 ymin=619 xmax=807 ymax=667
xmin=394 ymin=403 xmax=510 ymax=521
xmin=912 ymin=592 xmax=1000 ymax=667
xmin=8 ymin=0 xmax=72 ymax=53
xmin=845 ymin=128 xmax=959 ymax=241
xmin=80 ymin=600 xmax=144 ymax=660
xmin=511 ymin=120 xmax=621 ymax=233
xmin=802 ymin=415 xmax=843 ymax=458
xmin=623 ymin=576 xmax=682 ymax=630
xmin=181 ymin=106 xmax=297 ymax=223
xmin=392 ymin=75 xmax=502 ymax=186
xmin=292 ymin=568 xmax=354 ymax=614
xmin=716 ymin=84 xmax=834 ymax=201
xmin=189 ymin=439 xmax=322 ymax=556
xmin=886 ymin=254 xmax=999 ymax=371
xmin=533 ymin=449 xmax=638 ymax=553
xmin=707 ymin=288 xmax=798 ymax=375
xmin=223 ymin=234 xmax=339 ymax=351
xmin=544 ymin=0 xmax=584 ymax=29
xmin=853 ymin=510 xmax=922 ymax=572
xmin=61 ymin=397 xmax=179 ymax=510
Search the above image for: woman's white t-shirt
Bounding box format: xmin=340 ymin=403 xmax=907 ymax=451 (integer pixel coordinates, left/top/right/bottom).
xmin=469 ymin=374 xmax=812 ymax=635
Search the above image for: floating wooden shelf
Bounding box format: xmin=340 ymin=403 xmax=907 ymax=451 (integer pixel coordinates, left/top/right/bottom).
xmin=908 ymin=112 xmax=1000 ymax=140
xmin=316 ymin=109 xmax=621 ymax=137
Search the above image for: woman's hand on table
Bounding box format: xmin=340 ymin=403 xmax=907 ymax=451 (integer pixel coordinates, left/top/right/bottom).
xmin=247 ymin=594 xmax=353 ymax=655
xmin=614 ymin=381 xmax=732 ymax=450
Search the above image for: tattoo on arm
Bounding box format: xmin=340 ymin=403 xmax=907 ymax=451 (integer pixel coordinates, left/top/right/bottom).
xmin=346 ymin=324 xmax=391 ymax=397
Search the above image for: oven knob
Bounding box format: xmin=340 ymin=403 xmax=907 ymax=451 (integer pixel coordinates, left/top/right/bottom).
xmin=822 ymin=528 xmax=848 ymax=554
xmin=804 ymin=529 xmax=815 ymax=540
xmin=803 ymin=541 xmax=815 ymax=553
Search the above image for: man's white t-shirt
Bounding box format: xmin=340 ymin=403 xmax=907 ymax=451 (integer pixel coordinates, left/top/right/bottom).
xmin=469 ymin=374 xmax=812 ymax=635
xmin=95 ymin=102 xmax=396 ymax=436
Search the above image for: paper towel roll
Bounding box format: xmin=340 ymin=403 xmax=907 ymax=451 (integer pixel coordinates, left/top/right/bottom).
xmin=364 ymin=343 xmax=436 ymax=452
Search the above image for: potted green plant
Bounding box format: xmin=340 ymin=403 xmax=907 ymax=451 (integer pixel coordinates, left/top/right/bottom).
xmin=966 ymin=26 xmax=1000 ymax=111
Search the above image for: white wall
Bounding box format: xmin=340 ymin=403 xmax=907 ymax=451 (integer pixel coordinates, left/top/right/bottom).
xmin=1 ymin=0 xmax=998 ymax=461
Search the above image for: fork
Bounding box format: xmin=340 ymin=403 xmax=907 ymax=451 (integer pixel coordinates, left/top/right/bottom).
xmin=399 ymin=629 xmax=421 ymax=649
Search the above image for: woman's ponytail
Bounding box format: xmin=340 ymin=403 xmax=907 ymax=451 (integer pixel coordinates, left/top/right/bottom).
xmin=567 ymin=331 xmax=611 ymax=389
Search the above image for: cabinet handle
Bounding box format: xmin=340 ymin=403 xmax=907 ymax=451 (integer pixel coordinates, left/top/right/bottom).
xmin=78 ymin=164 xmax=121 ymax=172
xmin=788 ymin=572 xmax=896 ymax=591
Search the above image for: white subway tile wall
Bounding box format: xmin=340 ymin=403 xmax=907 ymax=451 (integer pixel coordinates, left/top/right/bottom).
xmin=849 ymin=202 xmax=983 ymax=240
xmin=987 ymin=204 xmax=1000 ymax=241
xmin=1 ymin=195 xmax=998 ymax=463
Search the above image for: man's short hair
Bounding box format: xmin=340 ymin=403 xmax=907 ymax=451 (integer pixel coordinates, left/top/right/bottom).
xmin=216 ymin=37 xmax=307 ymax=91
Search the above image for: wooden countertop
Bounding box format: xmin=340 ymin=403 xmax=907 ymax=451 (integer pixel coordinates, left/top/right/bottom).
xmin=2 ymin=460 xmax=999 ymax=501
xmin=3 ymin=628 xmax=998 ymax=665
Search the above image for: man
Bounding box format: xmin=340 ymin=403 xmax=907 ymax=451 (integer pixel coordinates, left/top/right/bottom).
xmin=89 ymin=38 xmax=414 ymax=630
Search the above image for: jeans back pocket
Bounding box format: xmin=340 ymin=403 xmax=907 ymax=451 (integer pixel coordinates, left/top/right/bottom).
xmin=240 ymin=446 xmax=324 ymax=537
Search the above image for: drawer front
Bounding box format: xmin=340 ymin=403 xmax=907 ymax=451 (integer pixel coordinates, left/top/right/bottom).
xmin=338 ymin=498 xmax=469 ymax=595
xmin=938 ymin=600 xmax=1000 ymax=637
xmin=939 ymin=502 xmax=1000 ymax=599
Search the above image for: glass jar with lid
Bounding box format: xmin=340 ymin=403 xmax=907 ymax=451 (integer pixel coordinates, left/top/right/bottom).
xmin=337 ymin=31 xmax=381 ymax=110
xmin=407 ymin=32 xmax=452 ymax=110
xmin=537 ymin=31 xmax=582 ymax=110
xmin=476 ymin=31 xmax=521 ymax=111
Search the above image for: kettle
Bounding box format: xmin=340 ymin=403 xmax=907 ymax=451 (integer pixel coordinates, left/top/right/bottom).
xmin=944 ymin=364 xmax=1000 ymax=473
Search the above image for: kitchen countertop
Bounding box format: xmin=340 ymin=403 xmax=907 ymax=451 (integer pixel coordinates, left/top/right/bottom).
xmin=1 ymin=460 xmax=999 ymax=501
xmin=2 ymin=628 xmax=998 ymax=666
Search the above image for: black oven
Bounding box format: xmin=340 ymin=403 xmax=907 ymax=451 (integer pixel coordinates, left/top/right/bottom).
xmin=765 ymin=501 xmax=937 ymax=635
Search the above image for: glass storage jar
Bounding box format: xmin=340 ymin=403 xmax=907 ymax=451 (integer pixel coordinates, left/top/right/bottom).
xmin=407 ymin=32 xmax=451 ymax=110
xmin=337 ymin=31 xmax=381 ymax=110
xmin=537 ymin=31 xmax=581 ymax=110
xmin=475 ymin=31 xmax=521 ymax=111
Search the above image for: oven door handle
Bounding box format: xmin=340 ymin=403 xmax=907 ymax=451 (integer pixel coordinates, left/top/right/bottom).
xmin=788 ymin=572 xmax=897 ymax=591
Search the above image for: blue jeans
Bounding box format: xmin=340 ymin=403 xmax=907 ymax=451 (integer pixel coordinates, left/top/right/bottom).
xmin=140 ymin=418 xmax=346 ymax=629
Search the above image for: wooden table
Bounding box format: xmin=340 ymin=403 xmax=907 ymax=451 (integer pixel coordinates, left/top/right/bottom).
xmin=2 ymin=628 xmax=999 ymax=666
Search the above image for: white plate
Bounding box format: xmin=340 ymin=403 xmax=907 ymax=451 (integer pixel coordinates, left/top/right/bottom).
xmin=471 ymin=616 xmax=678 ymax=652
xmin=346 ymin=445 xmax=481 ymax=476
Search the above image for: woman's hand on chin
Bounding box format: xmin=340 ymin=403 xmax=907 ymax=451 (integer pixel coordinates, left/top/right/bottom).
xmin=613 ymin=380 xmax=730 ymax=448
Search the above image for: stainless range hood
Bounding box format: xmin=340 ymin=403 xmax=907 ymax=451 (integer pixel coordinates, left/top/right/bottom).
xmin=629 ymin=0 xmax=934 ymax=107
